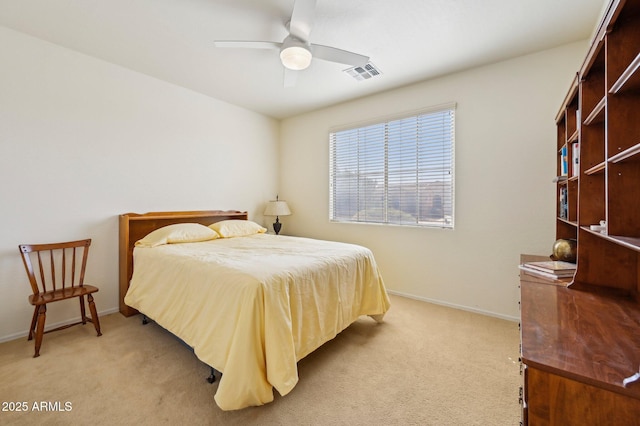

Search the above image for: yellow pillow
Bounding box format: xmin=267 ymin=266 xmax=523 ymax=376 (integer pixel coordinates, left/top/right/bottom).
xmin=135 ymin=223 xmax=219 ymax=247
xmin=208 ymin=220 xmax=266 ymax=238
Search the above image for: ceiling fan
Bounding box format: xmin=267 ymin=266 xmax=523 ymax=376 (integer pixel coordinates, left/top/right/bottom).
xmin=214 ymin=0 xmax=370 ymax=86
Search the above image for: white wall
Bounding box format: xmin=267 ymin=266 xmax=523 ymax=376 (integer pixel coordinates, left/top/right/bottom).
xmin=0 ymin=26 xmax=280 ymax=341
xmin=279 ymin=41 xmax=589 ymax=320
xmin=0 ymin=22 xmax=590 ymax=341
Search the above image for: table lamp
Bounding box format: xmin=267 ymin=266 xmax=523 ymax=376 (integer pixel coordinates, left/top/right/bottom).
xmin=263 ymin=196 xmax=291 ymax=235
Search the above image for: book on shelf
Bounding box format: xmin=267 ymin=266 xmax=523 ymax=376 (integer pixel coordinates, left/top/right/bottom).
xmin=572 ymin=142 xmax=580 ymax=177
xmin=525 ymin=260 xmax=576 ymax=273
xmin=519 ymin=265 xmax=571 ymax=280
xmin=561 ymin=145 xmax=568 ymax=176
xmin=559 ymin=186 xmax=568 ymax=219
xmin=519 ymin=260 xmax=576 ymax=280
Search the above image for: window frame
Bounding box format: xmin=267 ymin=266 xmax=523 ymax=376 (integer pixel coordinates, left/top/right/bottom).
xmin=329 ymin=102 xmax=456 ymax=229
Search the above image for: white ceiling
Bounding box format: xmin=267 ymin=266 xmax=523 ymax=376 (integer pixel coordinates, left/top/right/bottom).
xmin=0 ymin=0 xmax=606 ymax=119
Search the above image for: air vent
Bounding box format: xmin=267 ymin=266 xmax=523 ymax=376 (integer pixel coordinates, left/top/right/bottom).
xmin=344 ymin=62 xmax=382 ymax=81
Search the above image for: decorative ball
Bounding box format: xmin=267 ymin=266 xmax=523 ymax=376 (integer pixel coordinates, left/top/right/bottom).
xmin=551 ymin=239 xmax=577 ymax=263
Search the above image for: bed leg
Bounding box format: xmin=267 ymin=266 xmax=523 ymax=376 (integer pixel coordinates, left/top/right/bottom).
xmin=142 ymin=315 xmax=149 ymax=325
xmin=206 ymin=366 xmax=222 ymax=383
xmin=207 ymin=367 xmax=217 ymax=383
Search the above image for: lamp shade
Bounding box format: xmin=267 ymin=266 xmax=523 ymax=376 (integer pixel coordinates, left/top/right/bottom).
xmin=280 ymin=46 xmax=312 ymax=70
xmin=279 ymin=36 xmax=312 ymax=70
xmin=264 ymin=200 xmax=291 ymax=217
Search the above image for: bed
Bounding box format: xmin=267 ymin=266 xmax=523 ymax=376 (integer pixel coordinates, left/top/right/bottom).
xmin=118 ymin=210 xmax=390 ymax=411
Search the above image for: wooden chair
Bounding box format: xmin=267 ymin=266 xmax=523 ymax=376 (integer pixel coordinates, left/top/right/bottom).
xmin=19 ymin=239 xmax=102 ymax=357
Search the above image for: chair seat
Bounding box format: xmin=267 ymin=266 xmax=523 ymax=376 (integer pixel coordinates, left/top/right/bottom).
xmin=29 ymin=285 xmax=99 ymax=306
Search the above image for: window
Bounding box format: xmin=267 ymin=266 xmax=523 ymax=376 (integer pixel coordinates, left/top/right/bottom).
xmin=329 ymin=103 xmax=455 ymax=228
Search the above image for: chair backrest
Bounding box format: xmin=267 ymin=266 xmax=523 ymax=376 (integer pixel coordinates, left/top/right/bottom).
xmin=19 ymin=239 xmax=91 ymax=296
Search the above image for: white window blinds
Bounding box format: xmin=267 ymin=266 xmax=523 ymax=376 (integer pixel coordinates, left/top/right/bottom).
xmin=329 ymin=103 xmax=455 ymax=228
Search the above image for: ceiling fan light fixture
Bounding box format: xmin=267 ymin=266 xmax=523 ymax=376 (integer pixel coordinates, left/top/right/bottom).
xmin=280 ymin=45 xmax=312 ymax=70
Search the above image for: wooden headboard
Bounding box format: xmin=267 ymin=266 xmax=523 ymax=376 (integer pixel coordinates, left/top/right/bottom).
xmin=118 ymin=210 xmax=248 ymax=317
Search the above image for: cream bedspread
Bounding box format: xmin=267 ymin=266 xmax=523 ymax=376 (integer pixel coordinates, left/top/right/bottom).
xmin=124 ymin=234 xmax=390 ymax=410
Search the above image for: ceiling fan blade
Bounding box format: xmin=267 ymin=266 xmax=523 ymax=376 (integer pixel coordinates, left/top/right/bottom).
xmin=289 ymin=0 xmax=317 ymax=40
xmin=283 ymin=68 xmax=298 ymax=88
xmin=311 ymin=44 xmax=369 ymax=67
xmin=214 ymin=40 xmax=281 ymax=50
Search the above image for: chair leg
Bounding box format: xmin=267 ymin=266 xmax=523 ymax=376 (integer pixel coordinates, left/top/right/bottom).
xmin=79 ymin=295 xmax=87 ymax=324
xmin=33 ymin=305 xmax=46 ymax=358
xmin=87 ymin=294 xmax=102 ymax=337
xmin=28 ymin=306 xmax=38 ymax=341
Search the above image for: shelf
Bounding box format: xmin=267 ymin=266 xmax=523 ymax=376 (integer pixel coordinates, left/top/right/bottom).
xmin=568 ymin=129 xmax=579 ymax=143
xmin=581 ymin=41 xmax=606 ymax=120
xmin=581 ymin=226 xmax=640 ymax=252
xmin=609 ymin=142 xmax=640 ymax=163
xmin=580 ymin=36 xmax=605 ymax=77
xmin=608 ymin=235 xmax=640 ymax=252
xmin=555 ymin=75 xmax=579 ymax=123
xmin=610 ymin=53 xmax=640 ymax=94
xmin=527 ymin=2 xmax=640 ymax=423
xmin=557 ymin=217 xmax=578 ymax=228
xmin=584 ymin=161 xmax=606 ymax=175
xmin=583 ymin=96 xmax=605 ymax=125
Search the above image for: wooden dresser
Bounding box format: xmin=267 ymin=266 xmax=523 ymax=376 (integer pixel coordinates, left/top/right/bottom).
xmin=520 ymin=1 xmax=640 ymax=422
xmin=519 ymin=272 xmax=640 ymax=425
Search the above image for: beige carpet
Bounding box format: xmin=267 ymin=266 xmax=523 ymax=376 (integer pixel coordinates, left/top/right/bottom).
xmin=0 ymin=294 xmax=521 ymax=425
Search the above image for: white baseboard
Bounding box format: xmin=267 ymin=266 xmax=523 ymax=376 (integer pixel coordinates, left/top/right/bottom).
xmin=0 ymin=307 xmax=120 ymax=344
xmin=386 ymin=290 xmax=520 ymax=322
